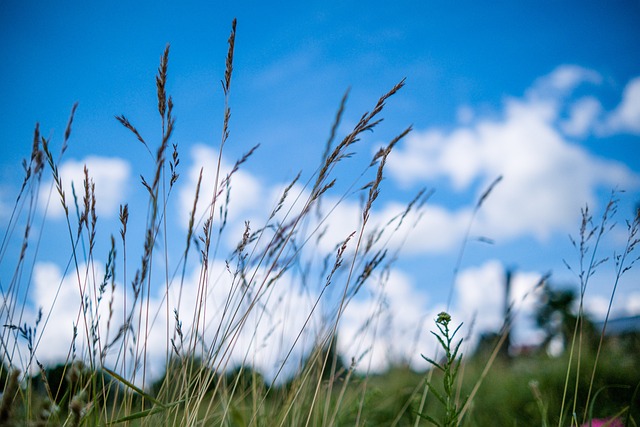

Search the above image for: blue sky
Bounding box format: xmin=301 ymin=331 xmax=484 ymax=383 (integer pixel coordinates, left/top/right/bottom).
xmin=1 ymin=2 xmax=640 ymax=377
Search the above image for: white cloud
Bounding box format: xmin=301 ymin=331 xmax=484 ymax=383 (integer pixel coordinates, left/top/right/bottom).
xmin=4 ymin=261 xmax=127 ymax=369
xmin=472 ymin=106 xmax=633 ymax=240
xmin=32 ymin=262 xmax=80 ymax=361
xmin=150 ymin=259 xmax=324 ymax=383
xmin=529 ymin=65 xmax=601 ymax=99
xmin=375 ymin=201 xmax=472 ymax=255
xmin=39 ymin=156 xmax=131 ymax=219
xmin=603 ymin=77 xmax=640 ymax=134
xmin=178 ymin=144 xmax=364 ymax=261
xmin=584 ymin=295 xmax=611 ymax=320
xmin=561 ymin=97 xmax=602 ymax=137
xmin=453 ymin=260 xmax=545 ymax=348
xmin=454 ymin=260 xmax=507 ymax=334
xmin=581 ymin=269 xmax=640 ymax=320
xmin=387 ymin=128 xmax=480 ymax=190
xmin=178 ymin=144 xmax=263 ymax=232
xmin=178 ymin=142 xmax=414 ymax=261
xmin=18 ymin=258 xmax=324 ymax=384
xmin=338 ymin=268 xmax=438 ymax=372
xmin=625 ymin=292 xmax=640 ymax=315
xmin=387 ymin=66 xmax=639 ymax=247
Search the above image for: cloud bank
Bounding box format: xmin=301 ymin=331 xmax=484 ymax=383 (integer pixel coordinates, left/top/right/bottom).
xmin=387 ymin=66 xmax=638 ymax=249
xmin=39 ymin=156 xmax=131 ymax=219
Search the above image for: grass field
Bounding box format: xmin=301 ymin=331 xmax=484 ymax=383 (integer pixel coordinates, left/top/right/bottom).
xmin=1 ymin=20 xmax=638 ymax=426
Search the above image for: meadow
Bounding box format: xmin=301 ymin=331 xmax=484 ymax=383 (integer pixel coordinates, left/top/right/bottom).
xmin=1 ymin=20 xmax=638 ymax=426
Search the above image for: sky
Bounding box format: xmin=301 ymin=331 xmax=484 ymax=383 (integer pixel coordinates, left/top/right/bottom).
xmin=1 ymin=1 xmax=640 ymax=382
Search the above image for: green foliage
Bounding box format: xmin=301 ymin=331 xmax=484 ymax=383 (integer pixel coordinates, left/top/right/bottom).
xmin=417 ymin=312 xmax=467 ymax=427
xmin=460 ymin=344 xmax=640 ymax=426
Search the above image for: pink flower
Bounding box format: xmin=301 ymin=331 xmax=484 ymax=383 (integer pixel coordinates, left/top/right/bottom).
xmin=580 ymin=418 xmax=624 ymax=427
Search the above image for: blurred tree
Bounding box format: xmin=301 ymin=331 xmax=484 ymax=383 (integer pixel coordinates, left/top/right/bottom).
xmin=283 ymin=332 xmax=348 ymax=393
xmin=535 ymin=284 xmax=596 ymax=355
xmin=473 ymin=331 xmax=502 ymax=360
xmin=225 ymin=365 xmax=266 ymax=392
xmin=499 ymin=268 xmax=514 ymax=360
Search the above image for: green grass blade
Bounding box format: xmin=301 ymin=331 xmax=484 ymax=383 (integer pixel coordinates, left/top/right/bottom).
xmin=414 ymin=409 xmax=442 ymax=427
xmin=421 ymin=354 xmax=444 ymax=372
xmin=103 ymin=367 xmax=166 ymax=408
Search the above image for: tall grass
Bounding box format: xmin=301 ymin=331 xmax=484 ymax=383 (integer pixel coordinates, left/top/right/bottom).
xmin=0 ymin=20 xmax=637 ymax=426
xmin=0 ymin=19 xmax=426 ymax=425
